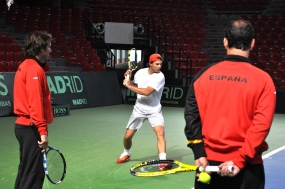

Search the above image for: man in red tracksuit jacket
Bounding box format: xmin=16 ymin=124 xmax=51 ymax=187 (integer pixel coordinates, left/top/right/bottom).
xmin=184 ymin=19 xmax=276 ymax=189
xmin=13 ymin=31 xmax=53 ymax=189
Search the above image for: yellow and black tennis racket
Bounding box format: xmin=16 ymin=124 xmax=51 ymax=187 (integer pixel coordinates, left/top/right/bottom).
xmin=130 ymin=159 xmax=233 ymax=177
xmin=126 ymin=48 xmax=138 ymax=80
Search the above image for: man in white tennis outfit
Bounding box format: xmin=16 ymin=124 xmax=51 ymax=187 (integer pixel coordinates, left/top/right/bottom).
xmin=117 ymin=53 xmax=170 ymax=171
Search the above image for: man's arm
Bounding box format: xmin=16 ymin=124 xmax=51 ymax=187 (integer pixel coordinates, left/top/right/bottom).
xmin=184 ymin=81 xmax=207 ymax=160
xmin=232 ymin=77 xmax=276 ymax=169
xmin=124 ymin=79 xmax=155 ymax=96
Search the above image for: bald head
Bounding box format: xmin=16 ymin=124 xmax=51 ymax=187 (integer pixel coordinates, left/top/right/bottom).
xmin=224 ymin=19 xmax=254 ymax=51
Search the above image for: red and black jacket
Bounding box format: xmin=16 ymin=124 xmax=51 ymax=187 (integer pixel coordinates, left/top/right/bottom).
xmin=14 ymin=58 xmax=53 ymax=135
xmin=184 ymin=55 xmax=276 ymax=169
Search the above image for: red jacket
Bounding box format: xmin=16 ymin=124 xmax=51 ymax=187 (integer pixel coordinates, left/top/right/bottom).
xmin=184 ymin=55 xmax=276 ymax=169
xmin=14 ymin=58 xmax=53 ymax=135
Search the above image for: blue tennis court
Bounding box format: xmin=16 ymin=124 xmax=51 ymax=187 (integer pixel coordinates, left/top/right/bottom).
xmin=264 ymin=146 xmax=285 ymax=189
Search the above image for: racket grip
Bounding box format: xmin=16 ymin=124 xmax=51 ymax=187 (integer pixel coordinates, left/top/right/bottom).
xmin=126 ymin=74 xmax=130 ymax=80
xmin=199 ymin=166 xmax=234 ymax=173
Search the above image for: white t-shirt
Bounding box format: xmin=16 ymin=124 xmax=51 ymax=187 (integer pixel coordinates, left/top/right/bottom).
xmin=133 ymin=68 xmax=165 ymax=113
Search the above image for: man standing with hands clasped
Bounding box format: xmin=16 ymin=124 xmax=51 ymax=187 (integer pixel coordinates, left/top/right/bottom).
xmin=184 ymin=19 xmax=276 ymax=189
xmin=117 ymin=53 xmax=171 ymax=171
xmin=14 ymin=31 xmax=54 ymax=189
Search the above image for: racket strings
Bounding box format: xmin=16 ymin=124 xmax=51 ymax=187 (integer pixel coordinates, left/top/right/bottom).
xmin=128 ymin=62 xmax=137 ymax=70
xmin=46 ymin=150 xmax=65 ymax=182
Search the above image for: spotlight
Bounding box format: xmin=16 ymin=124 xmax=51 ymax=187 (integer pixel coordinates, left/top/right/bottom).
xmin=93 ymin=23 xmax=105 ymax=34
xmin=134 ymin=24 xmax=144 ymax=35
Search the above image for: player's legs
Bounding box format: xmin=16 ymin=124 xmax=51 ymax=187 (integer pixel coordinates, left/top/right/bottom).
xmin=123 ymin=129 xmax=136 ymax=150
xmin=148 ymin=111 xmax=170 ymax=171
xmin=14 ymin=124 xmax=45 ymax=189
xmin=117 ymin=108 xmax=145 ymax=163
xmin=148 ymin=111 xmax=166 ymax=159
xmin=153 ymin=125 xmax=166 ymax=154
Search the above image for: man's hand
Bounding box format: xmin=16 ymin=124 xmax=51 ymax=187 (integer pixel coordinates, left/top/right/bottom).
xmin=38 ymin=135 xmax=48 ymax=152
xmin=195 ymin=157 xmax=211 ymax=183
xmin=195 ymin=157 xmax=209 ymax=171
xmin=218 ymin=161 xmax=240 ymax=177
xmin=124 ymin=70 xmax=132 ymax=79
xmin=123 ymin=70 xmax=132 ymax=86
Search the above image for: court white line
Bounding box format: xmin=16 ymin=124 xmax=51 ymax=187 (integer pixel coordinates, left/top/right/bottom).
xmin=262 ymin=145 xmax=285 ymax=159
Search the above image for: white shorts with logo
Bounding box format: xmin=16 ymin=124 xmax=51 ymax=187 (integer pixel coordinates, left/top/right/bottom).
xmin=126 ymin=107 xmax=164 ymax=130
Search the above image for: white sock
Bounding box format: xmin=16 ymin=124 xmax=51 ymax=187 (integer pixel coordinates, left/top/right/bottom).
xmin=159 ymin=153 xmax=166 ymax=160
xmin=120 ymin=148 xmax=130 ymax=157
xmin=124 ymin=148 xmax=130 ymax=154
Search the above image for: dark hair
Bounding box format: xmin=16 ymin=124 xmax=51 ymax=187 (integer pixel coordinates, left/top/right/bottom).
xmin=224 ymin=19 xmax=254 ymax=51
xmin=24 ymin=31 xmax=52 ymax=57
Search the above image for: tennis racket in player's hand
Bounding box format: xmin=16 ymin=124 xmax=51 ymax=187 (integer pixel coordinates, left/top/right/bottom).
xmin=130 ymin=160 xmax=234 ymax=177
xmin=125 ymin=48 xmax=138 ymax=80
xmin=43 ymin=146 xmax=66 ymax=184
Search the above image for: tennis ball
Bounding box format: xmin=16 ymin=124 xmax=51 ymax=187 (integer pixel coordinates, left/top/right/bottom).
xmin=199 ymin=171 xmax=211 ymax=183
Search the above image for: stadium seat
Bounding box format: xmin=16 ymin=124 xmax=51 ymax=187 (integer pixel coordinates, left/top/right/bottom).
xmin=196 ymin=59 xmax=207 ymax=67
xmin=195 ymin=38 xmax=205 ymax=46
xmin=0 ymin=43 xmax=5 ymax=52
xmin=14 ymin=44 xmax=22 ymax=53
xmin=258 ymin=53 xmax=269 ymax=62
xmin=272 ymin=77 xmax=280 ymax=88
xmin=82 ymin=63 xmax=95 ymax=72
xmin=199 ymin=52 xmax=209 ymax=60
xmin=249 ymin=53 xmax=258 ymax=61
xmin=253 ymin=61 xmax=265 ymax=69
xmin=5 ymin=43 xmax=14 ymax=52
xmin=257 ymin=46 xmax=268 ymax=54
xmin=269 ymin=46 xmax=280 ymax=55
xmin=49 ymin=50 xmax=61 ymax=58
xmin=277 ymin=62 xmax=285 ymax=71
xmin=256 ymin=32 xmax=267 ymax=40
xmin=177 ymin=31 xmax=187 ymax=39
xmin=265 ymin=61 xmax=277 ymax=71
xmin=193 ymin=66 xmax=202 ymax=75
xmin=183 ymin=44 xmax=191 ymax=54
xmin=5 ymin=52 xmax=14 ymax=62
xmin=7 ymin=61 xmax=17 ymax=72
xmin=262 ymin=39 xmax=273 ymax=46
xmin=197 ymin=31 xmax=206 ymax=39
xmin=268 ymin=33 xmax=278 ymax=40
xmin=185 ymin=37 xmax=195 ymax=45
xmin=14 ymin=52 xmax=23 ymax=62
xmin=192 ymin=44 xmax=202 ymax=52
xmin=77 ymin=54 xmax=89 ymax=65
xmin=95 ymin=63 xmax=106 ymax=72
xmin=176 ymin=37 xmax=185 ymax=45
xmin=270 ymin=54 xmax=281 ymax=62
xmin=279 ymin=79 xmax=285 ymax=88
xmin=190 ymin=51 xmax=199 ymax=63
xmin=260 ymin=26 xmax=271 ymax=33
xmin=61 ymin=48 xmax=73 ymax=58
xmin=274 ymin=39 xmax=285 ymax=47
xmin=0 ymin=62 xmax=7 ymax=72
xmin=0 ymin=52 xmax=6 ymax=62
xmin=272 ymin=69 xmax=284 ymax=80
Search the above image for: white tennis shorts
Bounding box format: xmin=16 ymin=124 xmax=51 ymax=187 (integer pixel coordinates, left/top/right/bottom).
xmin=126 ymin=107 xmax=164 ymax=130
